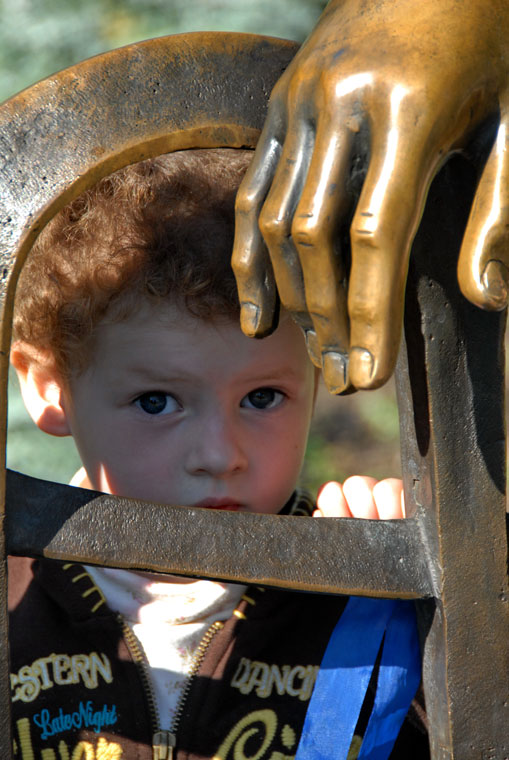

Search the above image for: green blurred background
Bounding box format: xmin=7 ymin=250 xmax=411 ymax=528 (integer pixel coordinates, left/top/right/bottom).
xmin=2 ymin=0 xmax=410 ymax=494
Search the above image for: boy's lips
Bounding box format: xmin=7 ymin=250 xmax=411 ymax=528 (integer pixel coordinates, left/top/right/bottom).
xmin=193 ymin=498 xmax=243 ymax=511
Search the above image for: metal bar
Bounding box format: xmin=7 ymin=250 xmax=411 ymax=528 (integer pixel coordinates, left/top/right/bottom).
xmin=6 ymin=469 xmax=433 ymax=599
xmin=0 ymin=531 xmax=11 ymax=757
xmin=397 ymin=154 xmax=509 ymax=759
xmin=0 ymin=326 xmax=11 ymax=756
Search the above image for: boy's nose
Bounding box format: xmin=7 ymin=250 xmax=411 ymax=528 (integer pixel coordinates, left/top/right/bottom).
xmin=186 ymin=415 xmax=248 ymax=477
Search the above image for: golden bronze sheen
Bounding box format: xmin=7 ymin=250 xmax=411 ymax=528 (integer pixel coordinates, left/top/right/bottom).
xmin=0 ymin=29 xmax=507 ymax=760
xmin=232 ymin=0 xmax=509 ymax=393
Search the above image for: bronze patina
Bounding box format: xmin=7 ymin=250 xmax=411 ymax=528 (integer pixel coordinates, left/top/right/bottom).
xmin=232 ymin=0 xmax=509 ymax=393
xmin=0 ymin=24 xmax=507 ymax=760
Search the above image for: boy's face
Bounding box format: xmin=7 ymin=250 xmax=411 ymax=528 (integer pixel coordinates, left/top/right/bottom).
xmin=59 ymin=304 xmax=316 ymax=514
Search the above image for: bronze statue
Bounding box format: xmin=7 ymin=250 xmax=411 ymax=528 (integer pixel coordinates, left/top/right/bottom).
xmin=232 ymin=0 xmax=509 ymax=393
xmin=0 ymin=5 xmax=508 ymax=754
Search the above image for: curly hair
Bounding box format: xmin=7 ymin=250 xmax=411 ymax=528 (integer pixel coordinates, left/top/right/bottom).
xmin=13 ymin=148 xmax=252 ymax=378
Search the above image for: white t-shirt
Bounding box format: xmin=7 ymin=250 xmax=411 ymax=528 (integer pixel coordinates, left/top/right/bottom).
xmin=86 ymin=565 xmax=246 ymax=729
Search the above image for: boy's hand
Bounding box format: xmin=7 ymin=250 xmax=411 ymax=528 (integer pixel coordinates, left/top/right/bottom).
xmin=313 ymin=477 xmax=405 ymax=520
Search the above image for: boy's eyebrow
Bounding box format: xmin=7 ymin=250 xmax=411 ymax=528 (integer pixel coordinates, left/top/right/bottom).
xmin=234 ymin=367 xmax=305 ymax=384
xmin=113 ymin=365 xmax=188 ymax=383
xmin=114 ymin=364 xmax=303 ymax=385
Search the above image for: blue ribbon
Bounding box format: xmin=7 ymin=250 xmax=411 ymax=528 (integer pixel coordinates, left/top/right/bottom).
xmin=294 ymin=597 xmax=421 ymax=760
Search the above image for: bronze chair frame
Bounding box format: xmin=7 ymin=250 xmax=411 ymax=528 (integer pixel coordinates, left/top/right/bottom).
xmin=0 ymin=33 xmax=507 ymax=759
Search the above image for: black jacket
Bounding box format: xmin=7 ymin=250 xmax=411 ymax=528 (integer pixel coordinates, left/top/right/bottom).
xmin=9 ymin=495 xmax=429 ymax=759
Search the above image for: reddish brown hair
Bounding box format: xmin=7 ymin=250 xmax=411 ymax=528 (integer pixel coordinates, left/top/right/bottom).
xmin=13 ymin=148 xmax=252 ymax=377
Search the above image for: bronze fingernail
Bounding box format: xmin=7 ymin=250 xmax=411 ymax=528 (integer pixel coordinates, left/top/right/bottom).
xmin=304 ymin=330 xmax=322 ymax=368
xmin=481 ymin=259 xmax=509 ymax=310
xmin=350 ymin=347 xmax=374 ymax=381
xmin=240 ymin=303 xmax=260 ymax=335
xmin=322 ymin=351 xmax=348 ymax=394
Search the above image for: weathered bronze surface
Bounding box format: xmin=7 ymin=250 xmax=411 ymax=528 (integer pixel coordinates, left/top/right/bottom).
xmin=0 ymin=29 xmax=508 ymax=760
xmin=5 ymin=469 xmax=432 ymax=599
xmin=0 ymin=529 xmax=7 ymax=751
xmin=396 ymin=155 xmax=508 ymax=758
xmin=232 ymin=0 xmax=509 ymax=393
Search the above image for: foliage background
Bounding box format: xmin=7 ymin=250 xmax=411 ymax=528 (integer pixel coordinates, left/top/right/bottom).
xmin=0 ymin=0 xmax=327 ymax=103
xmin=3 ymin=0 xmax=402 ymax=494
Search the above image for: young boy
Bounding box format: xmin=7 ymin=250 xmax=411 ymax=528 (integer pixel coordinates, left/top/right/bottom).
xmin=8 ymin=149 xmax=425 ymax=760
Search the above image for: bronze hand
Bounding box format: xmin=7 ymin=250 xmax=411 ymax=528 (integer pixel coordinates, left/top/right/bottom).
xmin=232 ymin=0 xmax=509 ymax=392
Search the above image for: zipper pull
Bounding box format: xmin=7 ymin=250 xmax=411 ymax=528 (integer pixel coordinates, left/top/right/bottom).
xmin=153 ymin=730 xmax=176 ymax=760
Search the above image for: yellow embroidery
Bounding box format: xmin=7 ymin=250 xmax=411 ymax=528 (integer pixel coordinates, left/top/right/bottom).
xmin=15 ymin=718 xmax=34 ymax=760
xmin=231 ymin=658 xmax=318 ymax=701
xmin=71 ymin=573 xmax=90 ymax=584
xmin=90 ymin=599 xmax=106 ymax=613
xmin=233 ymin=610 xmax=247 ymax=620
xmin=213 ymin=709 xmax=277 ymax=760
xmin=347 ymin=735 xmax=363 ymax=760
xmin=96 ymin=738 xmax=123 ymax=760
xmin=11 ymin=652 xmax=113 ymax=703
xmin=63 ymin=566 xmax=106 ymax=612
xmin=82 ymin=587 xmax=99 ymax=598
xmin=71 ymin=742 xmax=94 ymax=760
xmin=13 ymin=721 xmax=122 ymax=760
xmin=280 ymin=725 xmax=296 ymax=750
xmin=241 ymin=594 xmax=256 ymax=606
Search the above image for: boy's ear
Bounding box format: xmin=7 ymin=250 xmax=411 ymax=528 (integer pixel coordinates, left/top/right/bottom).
xmin=10 ymin=342 xmax=71 ymax=437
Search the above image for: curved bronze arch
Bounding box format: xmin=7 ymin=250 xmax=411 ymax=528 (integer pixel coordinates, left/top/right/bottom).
xmin=0 ymin=32 xmax=297 ymax=364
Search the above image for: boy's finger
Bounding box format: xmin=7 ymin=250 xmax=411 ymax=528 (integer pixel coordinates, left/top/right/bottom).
xmin=342 ymin=475 xmax=378 ymax=519
xmin=315 ymin=480 xmax=351 ymax=517
xmin=372 ymin=478 xmax=405 ymax=519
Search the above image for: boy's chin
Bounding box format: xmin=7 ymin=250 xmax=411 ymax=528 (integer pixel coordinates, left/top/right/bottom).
xmin=69 ymin=466 xmax=91 ymax=489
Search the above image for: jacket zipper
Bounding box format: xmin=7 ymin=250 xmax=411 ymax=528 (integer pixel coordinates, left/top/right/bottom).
xmin=119 ymin=614 xmax=224 ymax=760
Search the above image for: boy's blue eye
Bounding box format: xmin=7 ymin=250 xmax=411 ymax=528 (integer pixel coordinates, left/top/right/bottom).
xmin=135 ymin=392 xmax=179 ymax=415
xmin=242 ymin=388 xmax=284 ymax=410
